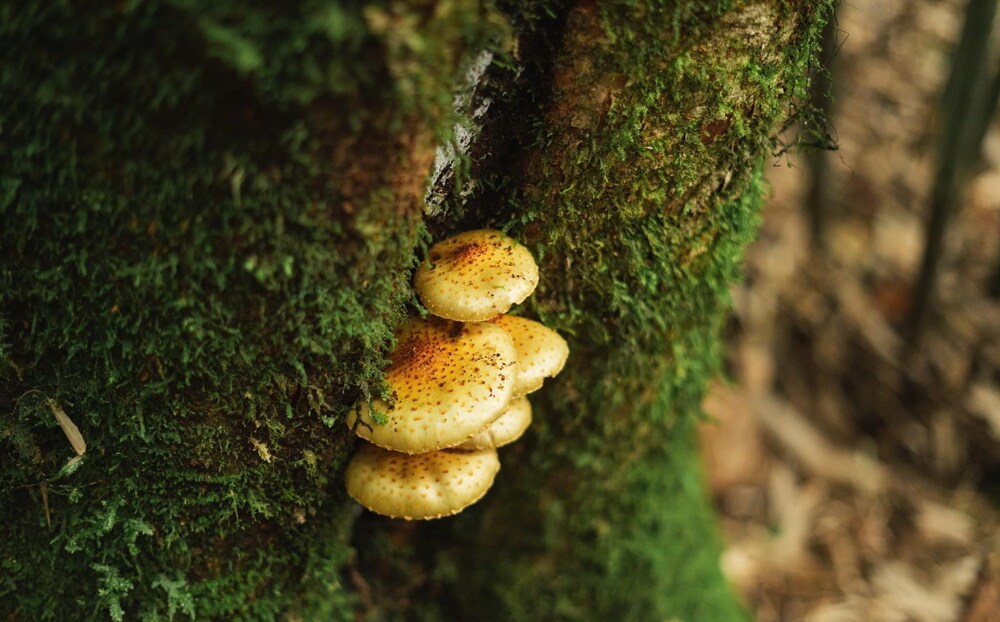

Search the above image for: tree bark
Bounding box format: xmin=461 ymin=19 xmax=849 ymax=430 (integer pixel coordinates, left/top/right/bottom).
xmin=1 ymin=1 xmax=831 ymax=620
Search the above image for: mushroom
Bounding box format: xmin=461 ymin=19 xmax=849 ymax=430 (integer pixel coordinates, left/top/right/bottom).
xmin=346 ymin=316 xmax=518 ymax=454
xmin=413 ymin=229 xmax=539 ymax=322
xmin=491 ymin=314 xmax=569 ymax=397
xmin=345 ymin=442 xmax=500 ymax=520
xmin=458 ymin=395 xmax=532 ymax=450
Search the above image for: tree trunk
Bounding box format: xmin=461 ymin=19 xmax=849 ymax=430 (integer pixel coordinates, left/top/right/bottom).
xmin=1 ymin=1 xmax=832 ymax=620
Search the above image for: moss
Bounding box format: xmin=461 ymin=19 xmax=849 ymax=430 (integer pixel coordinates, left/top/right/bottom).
xmin=1 ymin=0 xmax=833 ymax=620
xmin=0 ymin=1 xmax=501 ymax=619
xmin=394 ymin=171 xmax=768 ymax=622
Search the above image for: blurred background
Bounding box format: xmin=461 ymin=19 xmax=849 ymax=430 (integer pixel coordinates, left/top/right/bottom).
xmin=698 ymin=0 xmax=1000 ymax=620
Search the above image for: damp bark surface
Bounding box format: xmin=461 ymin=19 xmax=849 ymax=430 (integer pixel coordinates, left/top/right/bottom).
xmin=0 ymin=1 xmax=832 ymax=620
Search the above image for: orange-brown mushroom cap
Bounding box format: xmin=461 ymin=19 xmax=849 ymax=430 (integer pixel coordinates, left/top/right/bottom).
xmin=492 ymin=314 xmax=569 ymax=397
xmin=458 ymin=395 xmax=532 ymax=450
xmin=346 ymin=316 xmax=517 ymax=453
xmin=345 ymin=443 xmax=501 ymax=520
xmin=413 ymin=229 xmax=539 ymax=322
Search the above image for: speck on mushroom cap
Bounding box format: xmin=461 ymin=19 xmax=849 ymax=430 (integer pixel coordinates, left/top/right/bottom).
xmin=491 ymin=314 xmax=569 ymax=397
xmin=346 ymin=316 xmax=517 ymax=454
xmin=413 ymin=229 xmax=540 ymax=322
xmin=345 ymin=442 xmax=501 ymax=520
xmin=459 ymin=395 xmax=532 ymax=450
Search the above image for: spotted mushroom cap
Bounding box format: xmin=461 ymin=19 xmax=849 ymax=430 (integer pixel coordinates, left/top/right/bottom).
xmin=413 ymin=229 xmax=540 ymax=322
xmin=458 ymin=395 xmax=532 ymax=450
xmin=345 ymin=443 xmax=501 ymax=520
xmin=346 ymin=316 xmax=517 ymax=454
xmin=491 ymin=314 xmax=569 ymax=397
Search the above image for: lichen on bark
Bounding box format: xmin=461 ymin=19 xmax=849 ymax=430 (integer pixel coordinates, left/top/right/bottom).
xmin=1 ymin=0 xmax=833 ymax=620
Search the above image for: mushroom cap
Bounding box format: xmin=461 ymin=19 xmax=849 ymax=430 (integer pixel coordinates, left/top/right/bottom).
xmin=413 ymin=229 xmax=540 ymax=322
xmin=458 ymin=395 xmax=532 ymax=450
xmin=346 ymin=316 xmax=517 ymax=454
xmin=492 ymin=314 xmax=569 ymax=397
xmin=345 ymin=443 xmax=501 ymax=520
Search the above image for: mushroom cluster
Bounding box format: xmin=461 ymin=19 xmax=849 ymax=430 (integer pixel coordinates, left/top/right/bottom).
xmin=345 ymin=229 xmax=569 ymax=520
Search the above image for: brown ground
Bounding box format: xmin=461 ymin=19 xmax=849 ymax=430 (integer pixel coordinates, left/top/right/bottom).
xmin=700 ymin=1 xmax=1000 ymax=620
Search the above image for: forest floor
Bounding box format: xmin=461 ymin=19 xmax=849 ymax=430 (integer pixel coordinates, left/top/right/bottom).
xmin=699 ymin=0 xmax=1000 ymax=620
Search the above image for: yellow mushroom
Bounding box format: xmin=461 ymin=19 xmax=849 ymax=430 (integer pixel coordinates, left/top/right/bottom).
xmin=413 ymin=229 xmax=539 ymax=322
xmin=345 ymin=442 xmax=500 ymax=520
xmin=491 ymin=314 xmax=569 ymax=397
xmin=346 ymin=316 xmax=517 ymax=454
xmin=458 ymin=395 xmax=532 ymax=450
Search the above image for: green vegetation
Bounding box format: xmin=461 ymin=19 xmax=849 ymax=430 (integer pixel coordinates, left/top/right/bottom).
xmin=1 ymin=1 xmax=832 ymax=619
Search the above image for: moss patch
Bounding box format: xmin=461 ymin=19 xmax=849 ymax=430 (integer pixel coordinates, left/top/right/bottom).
xmin=0 ymin=1 xmax=500 ymax=619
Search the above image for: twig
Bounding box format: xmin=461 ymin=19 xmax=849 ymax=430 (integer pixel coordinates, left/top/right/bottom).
xmin=46 ymin=399 xmax=86 ymax=456
xmin=755 ymin=394 xmax=887 ymax=495
xmin=40 ymin=483 xmax=52 ymax=529
xmin=906 ymin=0 xmax=998 ymax=349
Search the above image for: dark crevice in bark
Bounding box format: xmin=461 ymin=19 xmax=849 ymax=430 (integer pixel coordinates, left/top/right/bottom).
xmin=425 ymin=2 xmax=573 ymax=238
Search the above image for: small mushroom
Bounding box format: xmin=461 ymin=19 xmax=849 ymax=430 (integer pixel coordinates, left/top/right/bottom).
xmin=491 ymin=314 xmax=569 ymax=397
xmin=346 ymin=316 xmax=517 ymax=454
xmin=345 ymin=442 xmax=500 ymax=520
xmin=413 ymin=229 xmax=539 ymax=322
xmin=458 ymin=395 xmax=532 ymax=450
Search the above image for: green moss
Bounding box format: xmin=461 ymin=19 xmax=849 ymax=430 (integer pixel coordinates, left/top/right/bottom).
xmin=406 ymin=172 xmax=768 ymax=622
xmin=0 ymin=1 xmax=501 ymax=619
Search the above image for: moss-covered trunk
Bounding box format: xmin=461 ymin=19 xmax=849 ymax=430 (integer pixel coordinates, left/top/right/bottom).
xmin=1 ymin=1 xmax=830 ymax=620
